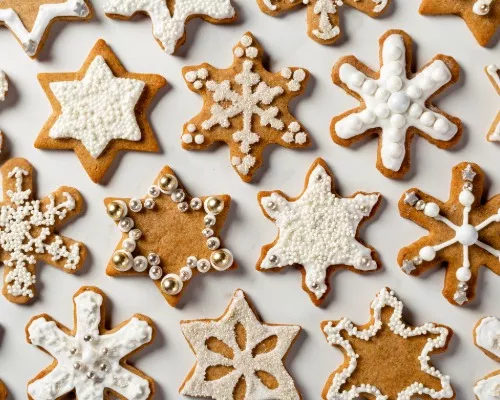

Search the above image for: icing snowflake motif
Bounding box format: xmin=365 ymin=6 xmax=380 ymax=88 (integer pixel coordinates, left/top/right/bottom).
xmin=399 ymin=162 xmax=500 ymax=306
xmin=258 ymin=158 xmax=381 ymax=305
xmin=322 ymin=287 xmax=454 ymax=400
xmin=474 ymin=317 xmax=500 ymax=399
xmin=331 ymin=30 xmax=461 ymax=178
xmin=183 ymin=32 xmax=310 ymax=182
xmin=0 ymin=70 xmax=7 ymax=102
xmin=486 ymin=65 xmax=500 ymax=142
xmin=180 ymin=290 xmax=301 ymax=400
xmin=257 ymin=0 xmax=390 ymax=45
xmin=103 ymin=0 xmax=235 ymax=54
xmin=27 ymin=287 xmax=154 ymax=400
xmin=0 ymin=158 xmax=85 ymax=304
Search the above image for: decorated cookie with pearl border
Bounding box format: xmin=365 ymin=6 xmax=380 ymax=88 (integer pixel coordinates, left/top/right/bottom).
xmin=486 ymin=65 xmax=500 ymax=142
xmin=331 ymin=29 xmax=461 ymax=179
xmin=257 ymin=158 xmax=382 ymax=306
xmin=474 ymin=316 xmax=500 ymax=399
xmin=398 ymin=162 xmax=500 ymax=306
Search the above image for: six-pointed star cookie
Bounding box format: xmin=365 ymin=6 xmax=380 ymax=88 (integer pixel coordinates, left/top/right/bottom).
xmin=35 ymin=39 xmax=167 ymax=183
xmin=486 ymin=65 xmax=500 ymax=141
xmin=105 ymin=165 xmax=236 ymax=307
xmin=180 ymin=289 xmax=301 ymax=400
xmin=0 ymin=0 xmax=92 ymax=58
xmin=399 ymin=162 xmax=500 ymax=306
xmin=257 ymin=158 xmax=381 ymax=306
xmin=420 ymin=0 xmax=499 ymax=47
xmin=322 ymin=287 xmax=455 ymax=399
xmin=182 ymin=32 xmax=310 ymax=182
xmin=103 ymin=0 xmax=237 ymax=55
xmin=26 ymin=286 xmax=155 ymax=400
xmin=474 ymin=316 xmax=500 ymax=399
xmin=331 ymin=29 xmax=462 ymax=179
xmin=0 ymin=158 xmax=86 ymax=304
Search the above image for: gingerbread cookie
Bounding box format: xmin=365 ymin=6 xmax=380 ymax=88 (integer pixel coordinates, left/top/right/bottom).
xmin=103 ymin=0 xmax=236 ymax=55
xmin=420 ymin=0 xmax=499 ymax=47
xmin=474 ymin=317 xmax=500 ymax=399
xmin=399 ymin=162 xmax=500 ymax=306
xmin=180 ymin=289 xmax=301 ymax=400
xmin=486 ymin=65 xmax=500 ymax=141
xmin=322 ymin=287 xmax=455 ymax=399
xmin=35 ymin=39 xmax=166 ymax=183
xmin=257 ymin=0 xmax=391 ymax=45
xmin=257 ymin=158 xmax=381 ymax=306
xmin=331 ymin=29 xmax=462 ymax=179
xmin=0 ymin=0 xmax=92 ymax=58
xmin=0 ymin=158 xmax=86 ymax=304
xmin=182 ymin=32 xmax=310 ymax=182
xmin=26 ymin=286 xmax=155 ymax=400
xmin=0 ymin=380 xmax=6 ymax=400
xmin=105 ymin=165 xmax=236 ymax=307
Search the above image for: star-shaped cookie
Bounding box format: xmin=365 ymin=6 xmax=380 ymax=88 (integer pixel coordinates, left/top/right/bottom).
xmin=180 ymin=289 xmax=301 ymax=400
xmin=474 ymin=316 xmax=500 ymax=399
xmin=105 ymin=165 xmax=236 ymax=307
xmin=182 ymin=32 xmax=310 ymax=182
xmin=35 ymin=39 xmax=167 ymax=183
xmin=419 ymin=0 xmax=499 ymax=46
xmin=486 ymin=65 xmax=500 ymax=141
xmin=322 ymin=287 xmax=455 ymax=399
xmin=257 ymin=158 xmax=381 ymax=306
xmin=0 ymin=0 xmax=92 ymax=58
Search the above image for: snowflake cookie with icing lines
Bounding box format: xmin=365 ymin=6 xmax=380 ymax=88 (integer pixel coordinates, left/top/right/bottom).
xmin=103 ymin=0 xmax=236 ymax=55
xmin=486 ymin=65 xmax=500 ymax=142
xmin=474 ymin=317 xmax=500 ymax=399
xmin=0 ymin=158 xmax=86 ymax=304
xmin=182 ymin=32 xmax=310 ymax=182
xmin=180 ymin=289 xmax=301 ymax=400
xmin=257 ymin=158 xmax=381 ymax=306
xmin=0 ymin=0 xmax=92 ymax=58
xmin=322 ymin=287 xmax=455 ymax=400
xmin=331 ymin=30 xmax=462 ymax=179
xmin=257 ymin=0 xmax=390 ymax=45
xmin=35 ymin=39 xmax=167 ymax=184
xmin=26 ymin=287 xmax=155 ymax=400
xmin=399 ymin=162 xmax=500 ymax=306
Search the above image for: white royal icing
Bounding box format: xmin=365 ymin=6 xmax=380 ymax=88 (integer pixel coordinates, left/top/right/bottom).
xmin=49 ymin=56 xmax=145 ymax=159
xmin=0 ymin=70 xmax=7 ymax=101
xmin=487 ymin=65 xmax=500 ymax=141
xmin=259 ymin=162 xmax=379 ymax=300
xmin=473 ymin=0 xmax=493 ymax=15
xmin=103 ymin=0 xmax=235 ymax=54
xmin=323 ymin=287 xmax=453 ymax=400
xmin=335 ymin=33 xmax=458 ymax=173
xmin=474 ymin=317 xmax=500 ymax=399
xmin=27 ymin=290 xmax=153 ymax=400
xmin=181 ymin=290 xmax=300 ymax=400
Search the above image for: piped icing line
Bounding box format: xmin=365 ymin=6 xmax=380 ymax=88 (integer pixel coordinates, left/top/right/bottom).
xmin=486 ymin=65 xmax=500 ymax=142
xmin=474 ymin=317 xmax=500 ymax=399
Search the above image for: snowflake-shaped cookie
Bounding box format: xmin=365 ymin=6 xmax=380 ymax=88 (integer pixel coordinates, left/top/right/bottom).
xmin=331 ymin=29 xmax=462 ymax=179
xmin=257 ymin=158 xmax=381 ymax=305
xmin=486 ymin=65 xmax=500 ymax=142
xmin=0 ymin=158 xmax=86 ymax=304
xmin=180 ymin=289 xmax=301 ymax=400
xmin=103 ymin=0 xmax=236 ymax=54
xmin=0 ymin=0 xmax=92 ymax=58
xmin=182 ymin=32 xmax=310 ymax=182
xmin=322 ymin=287 xmax=454 ymax=400
xmin=474 ymin=317 xmax=500 ymax=399
xmin=26 ymin=286 xmax=155 ymax=400
xmin=399 ymin=162 xmax=500 ymax=306
xmin=257 ymin=0 xmax=391 ymax=45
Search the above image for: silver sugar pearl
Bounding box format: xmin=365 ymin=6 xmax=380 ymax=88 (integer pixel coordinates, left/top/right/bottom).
xmin=178 ymin=202 xmax=189 ymax=212
xmin=122 ymin=238 xmax=136 ymax=252
xmin=133 ymin=256 xmax=148 ymax=272
xmin=202 ymin=228 xmax=214 ymax=238
xmin=311 ymin=282 xmax=319 ymax=290
xmin=359 ymin=204 xmax=369 ymax=213
xmin=129 ymin=199 xmax=143 ymax=212
xmin=148 ymin=185 xmax=161 ymax=198
xmin=267 ymin=201 xmax=277 ymax=210
xmin=360 ymin=256 xmax=371 ymax=266
xmin=415 ymin=200 xmax=426 ymax=211
xmin=144 ymin=198 xmax=155 ymax=209
xmin=190 ymin=198 xmax=202 ymax=210
xmin=100 ymin=363 xmax=109 ymax=372
xmin=171 ymin=189 xmax=185 ymax=203
xmin=129 ymin=229 xmax=142 ymax=241
xmin=412 ymin=256 xmax=423 ymax=265
xmin=204 ymin=214 xmax=216 ymax=227
xmin=84 ymin=335 xmax=92 ymax=342
xmin=463 ymin=182 xmax=473 ymax=191
xmin=87 ymin=371 xmax=95 ymax=380
xmin=180 ymin=267 xmax=193 ymax=281
xmin=187 ymin=256 xmax=198 ymax=268
xmin=118 ymin=217 xmax=134 ymax=233
xmin=73 ymin=362 xmax=81 ymax=370
xmin=269 ymin=255 xmax=279 ymax=264
xmin=207 ymin=237 xmax=220 ymax=250
xmin=74 ymin=2 xmax=88 ymax=16
xmin=70 ymin=347 xmax=78 ymax=355
xmin=101 ymin=348 xmax=109 ymax=356
xmin=149 ymin=266 xmax=163 ymax=280
xmin=458 ymin=282 xmax=468 ymax=291
xmin=148 ymin=253 xmax=160 ymax=266
xmin=197 ymin=259 xmax=211 ymax=273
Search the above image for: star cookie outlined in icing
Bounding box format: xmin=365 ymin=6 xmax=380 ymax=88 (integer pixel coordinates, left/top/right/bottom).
xmin=322 ymin=287 xmax=454 ymax=400
xmin=257 ymin=158 xmax=381 ymax=306
xmin=26 ymin=286 xmax=155 ymax=400
xmin=486 ymin=65 xmax=500 ymax=142
xmin=0 ymin=158 xmax=86 ymax=304
xmin=182 ymin=32 xmax=310 ymax=182
xmin=331 ymin=30 xmax=462 ymax=179
xmin=35 ymin=39 xmax=167 ymax=183
xmin=474 ymin=316 xmax=500 ymax=399
xmin=180 ymin=289 xmax=301 ymax=400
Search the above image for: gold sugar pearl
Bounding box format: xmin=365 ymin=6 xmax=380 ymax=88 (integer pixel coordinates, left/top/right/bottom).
xmin=159 ymin=174 xmax=178 ymax=194
xmin=112 ymin=250 xmax=132 ymax=272
xmin=205 ymin=197 xmax=225 ymax=215
xmin=107 ymin=200 xmax=127 ymax=220
xmin=210 ymin=249 xmax=234 ymax=271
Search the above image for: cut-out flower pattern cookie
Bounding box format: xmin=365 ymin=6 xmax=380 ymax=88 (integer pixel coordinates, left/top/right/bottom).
xmin=26 ymin=286 xmax=155 ymax=400
xmin=322 ymin=287 xmax=455 ymax=399
xmin=257 ymin=0 xmax=391 ymax=45
xmin=257 ymin=158 xmax=381 ymax=306
xmin=180 ymin=289 xmax=301 ymax=400
xmin=182 ymin=32 xmax=310 ymax=182
xmin=103 ymin=0 xmax=237 ymax=55
xmin=35 ymin=39 xmax=167 ymax=183
xmin=0 ymin=0 xmax=92 ymax=58
xmin=0 ymin=158 xmax=86 ymax=304
xmin=474 ymin=316 xmax=500 ymax=399
xmin=105 ymin=165 xmax=236 ymax=307
xmin=331 ymin=29 xmax=461 ymax=179
xmin=399 ymin=162 xmax=500 ymax=306
xmin=486 ymin=65 xmax=500 ymax=141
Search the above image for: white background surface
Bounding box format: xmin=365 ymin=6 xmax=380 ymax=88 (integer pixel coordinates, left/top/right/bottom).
xmin=0 ymin=1 xmax=498 ymax=399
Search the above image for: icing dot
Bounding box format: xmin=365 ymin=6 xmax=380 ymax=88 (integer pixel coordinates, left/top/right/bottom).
xmin=419 ymin=76 xmax=434 ymax=90
xmin=433 ymin=119 xmax=448 ymax=133
xmin=185 ymin=71 xmax=197 ymax=82
xmin=182 ymin=134 xmax=193 ymax=144
xmin=456 ymin=266 xmax=472 ymax=282
xmin=246 ymin=47 xmax=258 ymax=58
xmin=386 ymin=128 xmax=404 ymax=143
xmin=350 ymin=72 xmax=365 ymax=87
xmin=390 ymin=114 xmax=406 ymax=129
xmin=197 ymin=68 xmax=208 ymax=79
xmin=195 ymin=134 xmax=205 ymax=144
xmin=375 ymin=87 xmax=390 ymax=102
xmin=193 ymin=80 xmax=203 ymax=90
xmin=187 ymin=124 xmax=197 ymax=133
xmin=432 ymin=67 xmax=449 ymax=82
xmin=288 ymin=121 xmax=301 ymax=132
xmin=409 ymin=103 xmax=424 ymax=118
xmin=362 ymin=80 xmax=377 ymax=95
xmin=386 ymin=76 xmax=403 ymax=92
xmin=388 ymin=92 xmax=410 ymax=114
xmin=360 ymin=110 xmax=376 ymax=124
xmin=387 ymin=61 xmax=403 ymax=75
xmin=420 ymin=246 xmax=436 ymax=261
xmin=459 ymin=190 xmax=475 ymax=207
xmin=387 ymin=142 xmax=404 ymax=158
xmin=375 ymin=104 xmax=390 ymax=119
xmin=234 ymin=47 xmax=244 ymax=57
xmin=293 ymin=69 xmax=306 ymax=82
xmin=288 ymin=80 xmax=301 ymax=92
xmin=348 ymin=115 xmax=363 ymax=131
xmin=420 ymin=112 xmax=436 ymax=127
xmin=456 ymin=224 xmax=478 ymax=246
xmin=386 ymin=45 xmax=403 ymax=61
xmin=240 ymin=35 xmax=253 ymax=47
xmin=281 ymin=68 xmax=292 ymax=79
xmin=424 ymin=202 xmax=440 ymax=217
xmin=406 ymin=85 xmax=422 ymax=100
